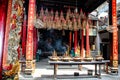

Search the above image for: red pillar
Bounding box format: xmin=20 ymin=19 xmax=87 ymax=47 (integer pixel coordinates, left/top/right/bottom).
xmin=86 ymin=22 xmax=90 ymax=58
xmin=69 ymin=31 xmax=72 ymax=50
xmin=26 ymin=0 xmax=35 ymax=60
xmin=2 ymin=0 xmax=12 ymax=69
xmin=74 ymin=31 xmax=78 ymax=54
xmin=0 ymin=0 xmax=8 ymax=79
xmin=81 ymin=30 xmax=84 ymax=58
xmin=111 ymin=0 xmax=118 ymax=69
xmin=25 ymin=0 xmax=36 ymax=72
xmin=22 ymin=14 xmax=27 ymax=56
xmin=33 ymin=27 xmax=37 ymax=59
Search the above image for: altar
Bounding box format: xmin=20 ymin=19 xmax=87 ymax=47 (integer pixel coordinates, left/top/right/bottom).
xmin=48 ymin=60 xmax=110 ymax=78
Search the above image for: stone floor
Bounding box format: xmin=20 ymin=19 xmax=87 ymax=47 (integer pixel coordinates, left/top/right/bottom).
xmin=19 ymin=59 xmax=120 ymax=80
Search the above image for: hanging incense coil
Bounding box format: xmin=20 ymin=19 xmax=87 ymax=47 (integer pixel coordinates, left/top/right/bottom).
xmin=45 ymin=8 xmax=50 ymax=29
xmin=43 ymin=16 xmax=47 ymax=29
xmin=62 ymin=19 xmax=67 ymax=30
xmin=59 ymin=11 xmax=64 ymax=30
xmin=77 ymin=16 xmax=82 ymax=29
xmin=35 ymin=18 xmax=44 ymax=28
xmin=88 ymin=19 xmax=93 ymax=28
xmin=82 ymin=19 xmax=87 ymax=29
xmin=73 ymin=18 xmax=79 ymax=31
xmin=60 ymin=11 xmax=64 ymax=21
xmin=54 ymin=11 xmax=59 ymax=29
xmin=57 ymin=19 xmax=62 ymax=30
xmin=68 ymin=19 xmax=73 ymax=31
xmin=46 ymin=16 xmax=51 ymax=30
xmin=80 ymin=9 xmax=84 ymax=19
xmin=40 ymin=7 xmax=44 ymax=20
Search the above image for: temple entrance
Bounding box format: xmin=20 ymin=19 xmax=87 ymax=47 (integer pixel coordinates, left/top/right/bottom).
xmin=1 ymin=0 xmax=119 ymax=80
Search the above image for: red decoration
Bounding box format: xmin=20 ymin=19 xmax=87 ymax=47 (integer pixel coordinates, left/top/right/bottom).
xmin=12 ymin=14 xmax=17 ymax=19
xmin=112 ymin=0 xmax=118 ymax=61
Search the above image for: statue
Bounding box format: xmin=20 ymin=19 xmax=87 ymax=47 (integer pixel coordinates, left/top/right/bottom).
xmin=3 ymin=59 xmax=20 ymax=80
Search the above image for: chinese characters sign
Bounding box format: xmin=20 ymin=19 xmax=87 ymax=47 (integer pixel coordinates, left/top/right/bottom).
xmin=112 ymin=0 xmax=118 ymax=67
xmin=26 ymin=0 xmax=35 ymax=60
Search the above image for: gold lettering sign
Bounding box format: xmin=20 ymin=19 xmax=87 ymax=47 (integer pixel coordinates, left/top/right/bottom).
xmin=26 ymin=0 xmax=35 ymax=60
xmin=113 ymin=61 xmax=118 ymax=67
xmin=112 ymin=0 xmax=118 ymax=68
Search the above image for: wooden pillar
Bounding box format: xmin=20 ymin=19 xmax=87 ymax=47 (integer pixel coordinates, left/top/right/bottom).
xmin=2 ymin=0 xmax=12 ymax=69
xmin=109 ymin=0 xmax=118 ymax=72
xmin=25 ymin=0 xmax=35 ymax=74
xmin=86 ymin=21 xmax=90 ymax=58
xmin=0 ymin=0 xmax=8 ymax=79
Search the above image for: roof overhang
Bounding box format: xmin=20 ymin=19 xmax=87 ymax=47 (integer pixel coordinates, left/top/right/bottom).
xmin=36 ymin=0 xmax=107 ymax=13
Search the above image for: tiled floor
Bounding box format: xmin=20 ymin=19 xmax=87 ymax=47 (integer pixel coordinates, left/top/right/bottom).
xmin=19 ymin=59 xmax=120 ymax=80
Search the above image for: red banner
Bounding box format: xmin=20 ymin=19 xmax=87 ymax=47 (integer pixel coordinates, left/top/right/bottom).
xmin=112 ymin=0 xmax=118 ymax=67
xmin=26 ymin=0 xmax=35 ymax=60
xmin=3 ymin=0 xmax=12 ymax=68
xmin=112 ymin=0 xmax=118 ymax=60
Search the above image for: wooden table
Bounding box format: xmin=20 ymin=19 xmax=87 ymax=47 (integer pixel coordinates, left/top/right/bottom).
xmin=48 ymin=60 xmax=110 ymax=78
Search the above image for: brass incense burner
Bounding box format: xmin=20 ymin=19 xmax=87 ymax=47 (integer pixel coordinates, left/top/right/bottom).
xmin=73 ymin=57 xmax=82 ymax=62
xmin=95 ymin=55 xmax=104 ymax=61
xmin=61 ymin=51 xmax=72 ymax=61
xmin=49 ymin=50 xmax=59 ymax=61
xmin=84 ymin=55 xmax=93 ymax=62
